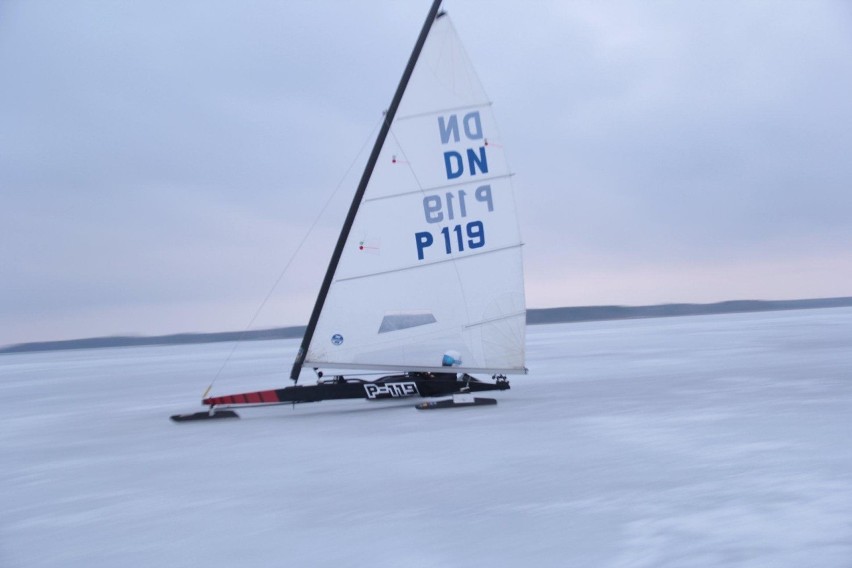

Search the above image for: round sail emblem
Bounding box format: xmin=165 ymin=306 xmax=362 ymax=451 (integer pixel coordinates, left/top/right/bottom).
xmin=331 ymin=334 xmax=344 ymax=346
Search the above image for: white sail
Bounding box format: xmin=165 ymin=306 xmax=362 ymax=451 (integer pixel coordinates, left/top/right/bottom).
xmin=304 ymin=14 xmax=525 ymax=375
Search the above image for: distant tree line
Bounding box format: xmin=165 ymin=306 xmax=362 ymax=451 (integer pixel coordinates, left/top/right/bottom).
xmin=3 ymin=297 xmax=851 ymax=354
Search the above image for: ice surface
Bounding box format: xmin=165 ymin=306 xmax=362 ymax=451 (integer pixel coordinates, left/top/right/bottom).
xmin=2 ymin=309 xmax=852 ymax=567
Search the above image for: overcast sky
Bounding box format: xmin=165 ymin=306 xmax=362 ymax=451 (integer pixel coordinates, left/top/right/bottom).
xmin=2 ymin=1 xmax=851 ymax=346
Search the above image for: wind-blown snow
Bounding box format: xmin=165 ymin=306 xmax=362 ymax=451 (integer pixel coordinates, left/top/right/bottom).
xmin=3 ymin=308 xmax=851 ymax=567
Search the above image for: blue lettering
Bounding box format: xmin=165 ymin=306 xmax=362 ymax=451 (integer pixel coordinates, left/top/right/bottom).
xmin=467 ymin=147 xmax=488 ymax=175
xmin=423 ymin=195 xmax=443 ymax=223
xmin=444 ymin=151 xmax=463 ymax=179
xmin=463 ymin=111 xmax=483 ymax=140
xmin=423 ymin=221 xmax=486 ymax=259
xmin=438 ymin=115 xmax=460 ymax=144
xmin=440 ymin=112 xmax=484 ymax=144
xmin=467 ymin=220 xmax=485 ymax=248
xmin=444 ymin=148 xmax=488 ymax=179
xmin=415 ymin=231 xmax=433 ymax=260
xmin=475 ymin=184 xmax=493 ymax=211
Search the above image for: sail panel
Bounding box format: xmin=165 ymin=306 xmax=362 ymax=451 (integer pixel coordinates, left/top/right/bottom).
xmin=396 ymin=13 xmax=490 ymax=119
xmin=305 ymin=14 xmax=526 ymax=374
xmin=365 ymin=98 xmax=509 ymax=201
xmin=334 ymin=175 xmax=519 ymax=281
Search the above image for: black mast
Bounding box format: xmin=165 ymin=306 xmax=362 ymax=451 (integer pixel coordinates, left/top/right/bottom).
xmin=290 ymin=0 xmax=444 ymax=382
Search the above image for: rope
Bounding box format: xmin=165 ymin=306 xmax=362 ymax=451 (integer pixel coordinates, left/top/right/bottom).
xmin=202 ymin=118 xmax=383 ymax=399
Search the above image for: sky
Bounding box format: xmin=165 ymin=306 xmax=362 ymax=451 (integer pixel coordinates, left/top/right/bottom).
xmin=1 ymin=0 xmax=851 ymax=346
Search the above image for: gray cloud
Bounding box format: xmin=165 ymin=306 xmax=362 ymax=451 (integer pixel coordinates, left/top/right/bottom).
xmin=2 ymin=0 xmax=851 ymax=344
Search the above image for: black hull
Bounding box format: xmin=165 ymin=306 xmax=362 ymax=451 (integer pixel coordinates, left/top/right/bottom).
xmin=170 ymin=409 xmax=240 ymax=422
xmin=201 ymin=374 xmax=509 ymax=407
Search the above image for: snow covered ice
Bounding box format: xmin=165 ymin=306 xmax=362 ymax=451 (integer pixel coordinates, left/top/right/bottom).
xmin=3 ymin=308 xmax=852 ymax=567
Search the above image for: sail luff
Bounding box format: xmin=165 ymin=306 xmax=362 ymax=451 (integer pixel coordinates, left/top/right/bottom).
xmin=289 ymin=0 xmax=445 ymax=382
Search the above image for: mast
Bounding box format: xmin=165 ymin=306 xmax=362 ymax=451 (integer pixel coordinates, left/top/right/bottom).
xmin=290 ymin=0 xmax=444 ymax=382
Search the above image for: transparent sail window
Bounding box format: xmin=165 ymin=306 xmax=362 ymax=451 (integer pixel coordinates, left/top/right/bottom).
xmin=378 ymin=312 xmax=438 ymax=334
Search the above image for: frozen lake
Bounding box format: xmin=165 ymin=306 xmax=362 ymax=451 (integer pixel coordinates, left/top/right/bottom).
xmin=3 ymin=308 xmax=852 ymax=567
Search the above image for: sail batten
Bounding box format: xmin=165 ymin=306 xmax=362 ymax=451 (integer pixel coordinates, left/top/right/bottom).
xmin=362 ymin=173 xmax=514 ymax=203
xmin=334 ymin=243 xmax=524 ymax=283
xmin=395 ymin=102 xmax=493 ymax=122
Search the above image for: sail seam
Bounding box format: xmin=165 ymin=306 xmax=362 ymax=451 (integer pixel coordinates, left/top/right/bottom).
xmin=463 ymin=310 xmax=526 ymax=329
xmin=395 ymin=101 xmax=492 ymax=122
xmin=363 ymin=173 xmax=514 ymax=203
xmin=334 ymin=244 xmax=523 ymax=283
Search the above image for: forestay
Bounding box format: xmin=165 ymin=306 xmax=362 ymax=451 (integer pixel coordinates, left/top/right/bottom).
xmin=304 ymin=14 xmax=525 ymax=375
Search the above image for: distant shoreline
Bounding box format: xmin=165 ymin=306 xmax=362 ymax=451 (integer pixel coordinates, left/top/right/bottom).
xmin=3 ymin=297 xmax=851 ymax=355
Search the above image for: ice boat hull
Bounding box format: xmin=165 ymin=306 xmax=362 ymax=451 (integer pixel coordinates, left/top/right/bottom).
xmin=202 ymin=374 xmax=509 ymax=407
